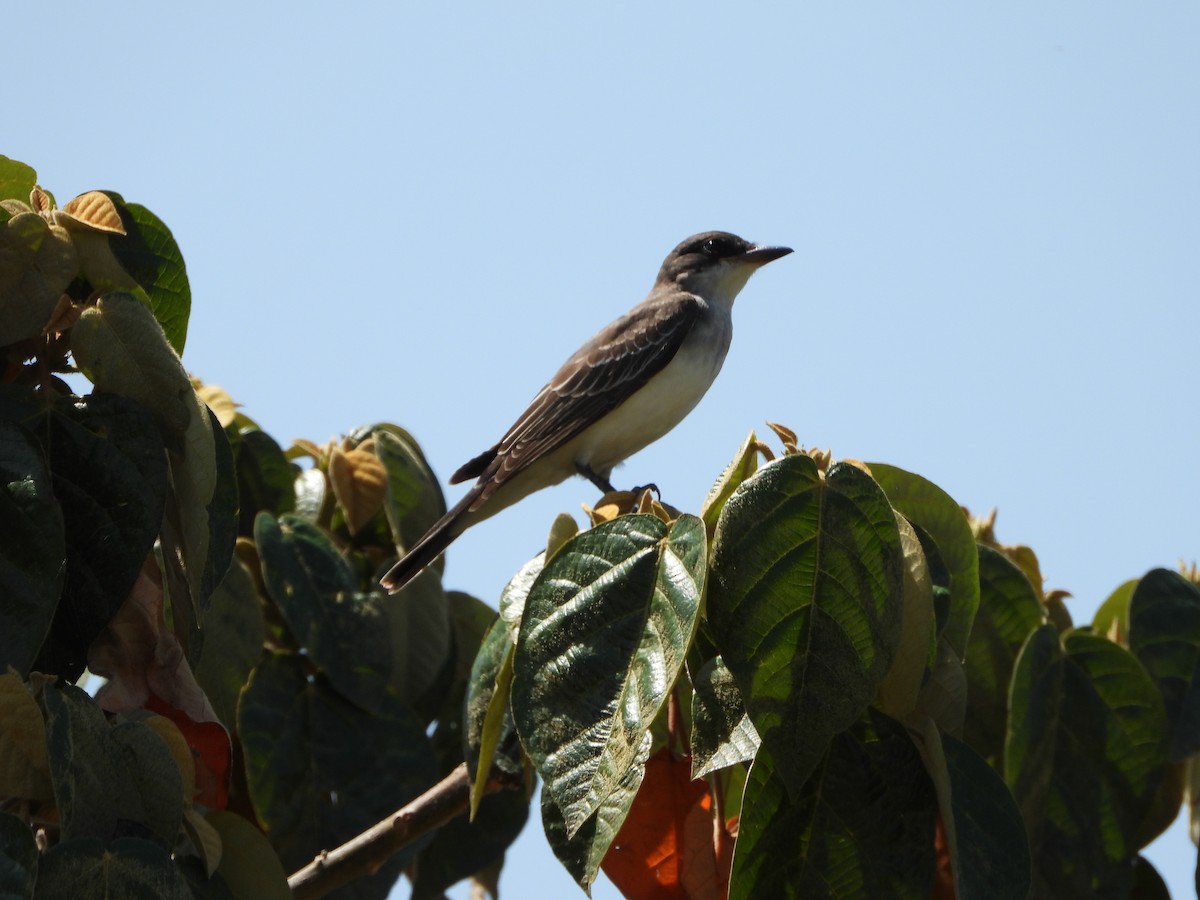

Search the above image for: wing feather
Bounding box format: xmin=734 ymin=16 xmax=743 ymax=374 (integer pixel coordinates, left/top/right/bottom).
xmin=457 ymin=293 xmax=704 ymax=501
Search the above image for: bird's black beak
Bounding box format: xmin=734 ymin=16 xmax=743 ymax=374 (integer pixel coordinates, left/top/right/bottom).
xmin=740 ymin=245 xmax=794 ymax=266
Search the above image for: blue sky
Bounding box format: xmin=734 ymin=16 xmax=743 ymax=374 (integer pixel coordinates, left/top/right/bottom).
xmin=9 ymin=3 xmax=1198 ymax=897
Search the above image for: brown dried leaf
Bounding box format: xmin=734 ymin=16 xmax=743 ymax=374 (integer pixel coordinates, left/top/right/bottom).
xmin=56 ymin=191 xmax=126 ymax=234
xmin=29 ymin=187 xmax=53 ymax=214
xmin=194 ymin=382 xmax=238 ymax=429
xmin=765 ymin=421 xmax=798 ymax=451
xmin=328 ymin=444 xmax=388 ymax=535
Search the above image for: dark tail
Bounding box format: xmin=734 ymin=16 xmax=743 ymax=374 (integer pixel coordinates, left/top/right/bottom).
xmin=379 ymin=486 xmax=483 ymax=593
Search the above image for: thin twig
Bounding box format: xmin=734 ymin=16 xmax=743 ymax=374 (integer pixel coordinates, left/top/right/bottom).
xmin=287 ymin=762 xmax=518 ymax=899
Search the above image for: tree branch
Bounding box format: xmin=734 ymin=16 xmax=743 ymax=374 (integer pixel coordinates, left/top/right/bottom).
xmin=287 ymin=762 xmax=517 ymax=899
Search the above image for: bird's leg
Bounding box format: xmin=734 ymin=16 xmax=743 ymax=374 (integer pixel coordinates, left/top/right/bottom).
xmin=576 ymin=462 xmax=617 ymax=493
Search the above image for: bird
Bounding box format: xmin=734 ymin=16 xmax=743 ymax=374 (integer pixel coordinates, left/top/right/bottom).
xmin=380 ymin=231 xmax=792 ymax=592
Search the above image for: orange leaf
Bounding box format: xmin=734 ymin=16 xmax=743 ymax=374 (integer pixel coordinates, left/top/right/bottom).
xmin=602 ymin=748 xmax=728 ymax=900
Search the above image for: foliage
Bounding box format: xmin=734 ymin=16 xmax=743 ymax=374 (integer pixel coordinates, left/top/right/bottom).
xmin=0 ymin=156 xmax=509 ymax=899
xmin=3 ymin=154 xmax=1199 ymax=900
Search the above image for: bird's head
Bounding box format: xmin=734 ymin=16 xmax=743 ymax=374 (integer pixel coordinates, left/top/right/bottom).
xmin=656 ymin=231 xmax=792 ymax=304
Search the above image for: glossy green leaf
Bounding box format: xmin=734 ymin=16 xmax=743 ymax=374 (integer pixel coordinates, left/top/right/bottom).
xmin=513 ymin=514 xmax=705 ymax=836
xmin=700 ymin=430 xmax=759 ymax=535
xmin=690 ymin=655 xmax=760 ymax=778
xmin=730 ymin=710 xmax=937 ymax=900
xmin=254 ymin=513 xmax=392 ymax=714
xmin=103 ymin=193 xmax=191 ymax=354
xmin=0 ymin=810 xmax=38 ymax=897
xmin=232 ymin=428 xmax=295 ymax=536
xmin=708 ymin=456 xmax=903 ymax=798
xmin=0 ymin=212 xmax=77 ymax=346
xmin=868 ymin=463 xmax=979 ymax=659
xmin=238 ymin=652 xmax=438 ymax=877
xmin=36 ymin=395 xmax=168 ymax=679
xmin=962 ymin=544 xmax=1045 ymax=766
xmin=41 ymin=683 xmax=182 ymax=846
xmin=1129 ymin=568 xmax=1200 ymax=761
xmin=0 ymin=423 xmax=64 ymax=675
xmin=33 ymin=837 xmax=192 ymax=900
xmin=541 ymin=732 xmax=651 ymax=893
xmin=498 ymin=551 xmax=544 ymax=636
xmin=1006 ymin=625 xmax=1168 ymax=897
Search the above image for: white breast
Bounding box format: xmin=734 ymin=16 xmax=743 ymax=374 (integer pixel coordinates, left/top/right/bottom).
xmin=569 ymin=308 xmax=733 ymax=473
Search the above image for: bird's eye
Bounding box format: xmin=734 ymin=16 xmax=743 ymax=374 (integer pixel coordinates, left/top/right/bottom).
xmin=702 ymin=237 xmax=720 ymax=256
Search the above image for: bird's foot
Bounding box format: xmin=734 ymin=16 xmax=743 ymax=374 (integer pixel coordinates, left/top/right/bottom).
xmin=576 ymin=462 xmax=616 ymax=493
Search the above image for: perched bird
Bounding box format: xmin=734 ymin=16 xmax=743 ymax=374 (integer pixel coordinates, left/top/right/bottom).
xmin=381 ymin=231 xmax=792 ymax=592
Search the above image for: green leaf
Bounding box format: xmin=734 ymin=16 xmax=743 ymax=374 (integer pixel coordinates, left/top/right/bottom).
xmin=466 ymin=617 xmax=520 ymax=817
xmin=1128 ymin=568 xmax=1200 ymax=761
xmin=232 ymin=427 xmax=295 ymax=537
xmin=868 ymin=464 xmax=979 ymax=659
xmin=1005 ymin=625 xmax=1168 ymax=897
xmin=875 ymin=513 xmax=936 ymax=721
xmin=700 ymin=430 xmax=759 ymax=536
xmin=103 ymin=193 xmax=191 ymax=355
xmin=0 ymin=212 xmax=78 ymax=346
xmin=541 ymin=733 xmax=651 ymax=893
xmin=498 ymin=551 xmax=545 ymax=635
xmin=373 ymin=426 xmax=447 ymax=555
xmin=41 ymin=683 xmax=182 ymax=845
xmin=193 ymin=559 xmax=266 ymax=731
xmin=1131 ymin=856 xmax=1171 ymax=900
xmin=183 ymin=407 xmax=238 ymax=652
xmin=690 ymin=656 xmax=760 ymax=778
xmin=1093 ymin=578 xmax=1138 ymax=644
xmin=381 ymin=567 xmax=452 ymax=716
xmin=71 ymin=292 xmax=219 ymax=631
xmin=108 ymin=718 xmax=185 ymax=846
xmin=0 ymin=810 xmax=38 ymax=897
xmin=238 ymin=652 xmax=438 ymax=877
xmin=962 ymin=544 xmax=1045 ymax=766
xmin=730 ymin=709 xmax=937 ymax=900
xmin=513 ymin=514 xmax=705 ymax=836
xmin=708 ymin=456 xmax=904 ymax=798
xmin=33 ymin=837 xmax=192 ymax=900
xmin=36 ymin=394 xmax=168 ymax=679
xmin=254 ymin=513 xmax=392 ymax=713
xmin=204 ymin=810 xmax=291 ymax=900
xmin=912 ymin=723 xmax=1031 ymax=900
xmin=0 ymin=423 xmax=64 ymax=675
xmin=0 ymin=155 xmax=36 ymax=203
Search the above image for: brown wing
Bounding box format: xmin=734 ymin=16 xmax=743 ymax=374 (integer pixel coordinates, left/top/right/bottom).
xmin=451 ymin=293 xmax=704 ymax=500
